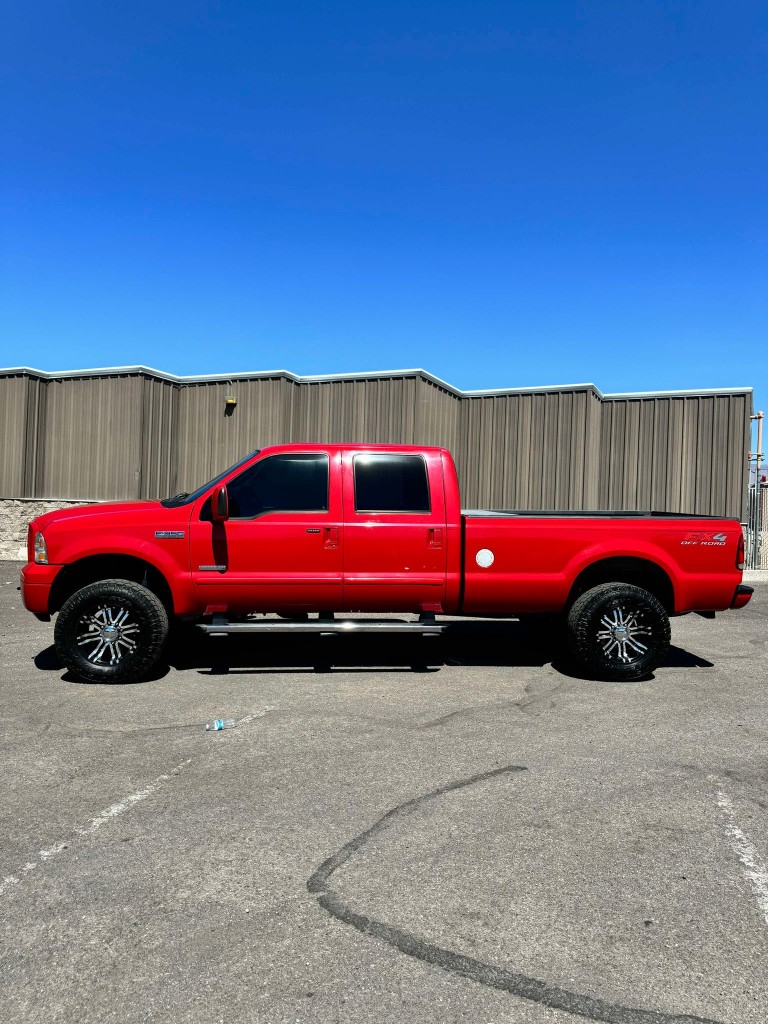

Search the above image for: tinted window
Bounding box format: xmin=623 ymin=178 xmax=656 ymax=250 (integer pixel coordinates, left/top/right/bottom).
xmin=354 ymin=454 xmax=430 ymax=513
xmin=226 ymin=453 xmax=329 ymax=518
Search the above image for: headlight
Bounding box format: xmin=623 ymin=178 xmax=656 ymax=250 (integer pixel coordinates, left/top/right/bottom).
xmin=34 ymin=532 xmax=48 ymax=564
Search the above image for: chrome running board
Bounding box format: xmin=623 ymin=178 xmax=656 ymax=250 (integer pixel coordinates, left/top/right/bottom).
xmin=197 ymin=616 xmax=445 ymax=638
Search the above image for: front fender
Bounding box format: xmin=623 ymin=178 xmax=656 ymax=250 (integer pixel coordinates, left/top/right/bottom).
xmin=49 ymin=534 xmax=197 ymax=615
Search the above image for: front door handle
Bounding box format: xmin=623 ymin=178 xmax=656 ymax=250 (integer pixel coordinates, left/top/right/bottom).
xmin=324 ymin=526 xmax=340 ymax=549
xmin=427 ymin=528 xmax=443 ymax=549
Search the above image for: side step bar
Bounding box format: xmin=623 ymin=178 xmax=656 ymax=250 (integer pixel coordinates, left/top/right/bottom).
xmin=197 ymin=616 xmax=445 ymax=637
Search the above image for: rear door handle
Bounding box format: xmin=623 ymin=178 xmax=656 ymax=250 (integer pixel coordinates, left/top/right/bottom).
xmin=427 ymin=528 xmax=443 ymax=549
xmin=324 ymin=527 xmax=340 ymax=549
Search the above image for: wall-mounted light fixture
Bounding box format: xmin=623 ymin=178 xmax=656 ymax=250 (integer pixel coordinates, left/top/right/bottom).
xmin=225 ymin=395 xmax=237 ymax=417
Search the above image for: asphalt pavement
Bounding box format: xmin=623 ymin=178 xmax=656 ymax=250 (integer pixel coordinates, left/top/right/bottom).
xmin=1 ymin=562 xmax=767 ymax=1024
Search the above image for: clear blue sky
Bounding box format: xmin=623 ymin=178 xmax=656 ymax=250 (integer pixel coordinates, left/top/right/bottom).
xmin=1 ymin=2 xmax=765 ymax=425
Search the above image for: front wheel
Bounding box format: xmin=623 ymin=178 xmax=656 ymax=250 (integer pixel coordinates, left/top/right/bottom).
xmin=54 ymin=579 xmax=169 ymax=684
xmin=566 ymin=582 xmax=670 ymax=681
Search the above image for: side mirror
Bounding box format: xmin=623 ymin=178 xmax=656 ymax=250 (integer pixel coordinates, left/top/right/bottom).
xmin=211 ymin=485 xmax=229 ymax=522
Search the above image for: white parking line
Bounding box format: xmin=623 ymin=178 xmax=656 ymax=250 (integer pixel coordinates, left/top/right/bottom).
xmin=1 ymin=707 xmax=273 ymax=898
xmin=716 ymin=789 xmax=768 ymax=927
xmin=0 ymin=758 xmax=191 ymax=899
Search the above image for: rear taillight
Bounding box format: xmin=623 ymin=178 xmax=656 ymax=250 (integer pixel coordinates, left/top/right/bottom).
xmin=736 ymin=531 xmax=745 ymax=571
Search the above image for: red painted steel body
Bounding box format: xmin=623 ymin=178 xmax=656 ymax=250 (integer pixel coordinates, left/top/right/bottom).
xmin=461 ymin=516 xmax=744 ymax=615
xmin=20 ymin=444 xmax=750 ymax=619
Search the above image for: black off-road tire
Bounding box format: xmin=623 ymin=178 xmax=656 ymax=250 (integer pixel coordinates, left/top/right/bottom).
xmin=566 ymin=582 xmax=670 ymax=681
xmin=54 ymin=579 xmax=169 ymax=684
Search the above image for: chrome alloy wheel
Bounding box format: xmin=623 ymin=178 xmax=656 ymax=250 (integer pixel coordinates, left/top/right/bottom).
xmin=595 ymin=606 xmax=653 ymax=664
xmin=76 ymin=605 xmax=140 ymax=665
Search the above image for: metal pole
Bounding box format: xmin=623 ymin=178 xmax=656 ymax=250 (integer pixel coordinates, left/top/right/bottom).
xmin=749 ymin=412 xmax=764 ymax=569
xmin=757 ymin=412 xmax=764 ymax=569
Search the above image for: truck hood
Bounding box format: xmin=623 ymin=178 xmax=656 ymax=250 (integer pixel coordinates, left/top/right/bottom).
xmin=32 ymin=500 xmax=168 ymax=531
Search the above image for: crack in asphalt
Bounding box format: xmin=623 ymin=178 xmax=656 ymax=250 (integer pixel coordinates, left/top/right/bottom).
xmin=307 ymin=764 xmax=723 ymax=1024
xmin=419 ymin=682 xmax=563 ymax=730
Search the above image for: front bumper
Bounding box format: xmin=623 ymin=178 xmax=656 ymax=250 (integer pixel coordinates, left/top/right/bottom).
xmin=20 ymin=562 xmax=62 ymax=615
xmin=730 ymin=584 xmax=754 ymax=610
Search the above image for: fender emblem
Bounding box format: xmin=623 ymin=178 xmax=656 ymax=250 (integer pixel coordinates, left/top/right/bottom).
xmin=155 ymin=531 xmax=185 ymax=539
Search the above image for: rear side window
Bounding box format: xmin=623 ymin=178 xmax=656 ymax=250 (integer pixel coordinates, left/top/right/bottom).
xmin=225 ymin=453 xmax=329 ymax=518
xmin=353 ymin=454 xmax=430 ymax=513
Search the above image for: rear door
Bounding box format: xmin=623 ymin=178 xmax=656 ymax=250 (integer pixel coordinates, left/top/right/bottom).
xmin=341 ymin=450 xmax=447 ymax=611
xmin=189 ymin=450 xmax=343 ymax=612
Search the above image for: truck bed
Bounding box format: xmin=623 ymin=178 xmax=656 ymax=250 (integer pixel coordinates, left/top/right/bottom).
xmin=462 ymin=509 xmax=735 ymax=519
xmin=460 ymin=510 xmax=743 ymax=616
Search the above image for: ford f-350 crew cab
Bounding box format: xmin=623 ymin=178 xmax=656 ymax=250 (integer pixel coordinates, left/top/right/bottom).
xmin=21 ymin=444 xmax=753 ymax=684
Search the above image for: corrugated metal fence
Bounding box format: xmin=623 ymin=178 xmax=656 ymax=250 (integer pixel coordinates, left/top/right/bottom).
xmin=0 ymin=367 xmax=753 ymax=518
xmin=745 ymin=485 xmax=767 ymax=569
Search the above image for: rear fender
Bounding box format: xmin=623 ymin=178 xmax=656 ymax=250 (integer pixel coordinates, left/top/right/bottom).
xmin=564 ymin=543 xmax=681 ymax=611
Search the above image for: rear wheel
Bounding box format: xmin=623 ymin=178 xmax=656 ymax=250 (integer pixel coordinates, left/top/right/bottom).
xmin=567 ymin=582 xmax=670 ymax=681
xmin=54 ymin=579 xmax=169 ymax=684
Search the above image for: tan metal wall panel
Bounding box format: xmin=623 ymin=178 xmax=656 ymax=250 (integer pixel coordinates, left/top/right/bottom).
xmin=0 ymin=375 xmax=28 ymax=495
xmin=175 ymin=384 xmax=216 ymax=492
xmin=558 ymin=391 xmax=578 ymax=508
xmin=601 ymin=397 xmax=665 ymax=511
xmin=553 ymin=391 xmax=574 ymax=510
xmin=583 ymin=392 xmax=602 ymax=508
xmin=175 ymin=377 xmax=293 ymax=493
xmin=39 ymin=376 xmax=144 ymax=499
xmin=694 ymin=397 xmax=714 ymax=513
xmin=512 ymin=395 xmax=534 ymax=506
xmin=458 ymin=390 xmax=599 ymax=510
xmin=498 ymin=394 xmax=521 ymax=508
xmin=599 ymin=393 xmax=750 ymax=517
xmin=22 ymin=376 xmax=48 ymax=497
xmin=597 ymin=400 xmax=613 ymax=508
xmin=713 ymin=396 xmax=731 ymax=517
xmin=413 ymin=377 xmax=459 ymax=451
xmin=457 ymin=395 xmax=497 ymax=508
xmin=291 ymin=376 xmax=417 ymax=445
xmin=731 ymin=393 xmax=752 ymax=520
xmin=678 ymin=398 xmax=699 ymax=512
xmin=139 ymin=377 xmax=179 ymax=499
xmin=666 ymin=399 xmax=685 ymax=513
xmin=555 ymin=390 xmax=599 ymax=510
xmin=649 ymin=399 xmax=669 ymax=511
xmin=624 ymin=401 xmax=642 ymax=507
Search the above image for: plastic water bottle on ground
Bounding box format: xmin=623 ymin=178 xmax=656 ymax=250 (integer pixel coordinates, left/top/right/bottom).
xmin=205 ymin=718 xmax=236 ymax=731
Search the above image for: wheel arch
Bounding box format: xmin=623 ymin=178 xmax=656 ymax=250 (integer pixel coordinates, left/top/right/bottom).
xmin=567 ymin=556 xmax=675 ymax=613
xmin=49 ymin=555 xmax=174 ymax=615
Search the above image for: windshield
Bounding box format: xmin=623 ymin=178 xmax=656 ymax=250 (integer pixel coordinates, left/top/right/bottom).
xmin=161 ymin=450 xmax=261 ymax=508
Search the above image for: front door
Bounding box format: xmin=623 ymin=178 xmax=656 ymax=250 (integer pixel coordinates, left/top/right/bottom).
xmin=341 ymin=450 xmax=447 ymax=611
xmin=189 ymin=450 xmax=343 ymax=613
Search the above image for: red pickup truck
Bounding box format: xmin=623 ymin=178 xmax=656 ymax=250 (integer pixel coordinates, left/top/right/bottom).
xmin=21 ymin=444 xmax=752 ymax=684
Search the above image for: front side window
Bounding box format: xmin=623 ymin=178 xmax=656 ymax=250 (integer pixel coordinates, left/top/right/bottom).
xmin=162 ymin=450 xmax=260 ymax=508
xmin=225 ymin=453 xmax=329 ymax=519
xmin=353 ymin=454 xmax=430 ymax=513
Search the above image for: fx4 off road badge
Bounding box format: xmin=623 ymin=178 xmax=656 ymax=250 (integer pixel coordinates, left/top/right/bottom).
xmin=681 ymin=531 xmax=728 ymax=546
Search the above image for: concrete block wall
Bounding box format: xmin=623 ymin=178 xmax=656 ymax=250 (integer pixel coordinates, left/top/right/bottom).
xmin=0 ymin=499 xmax=95 ymax=561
